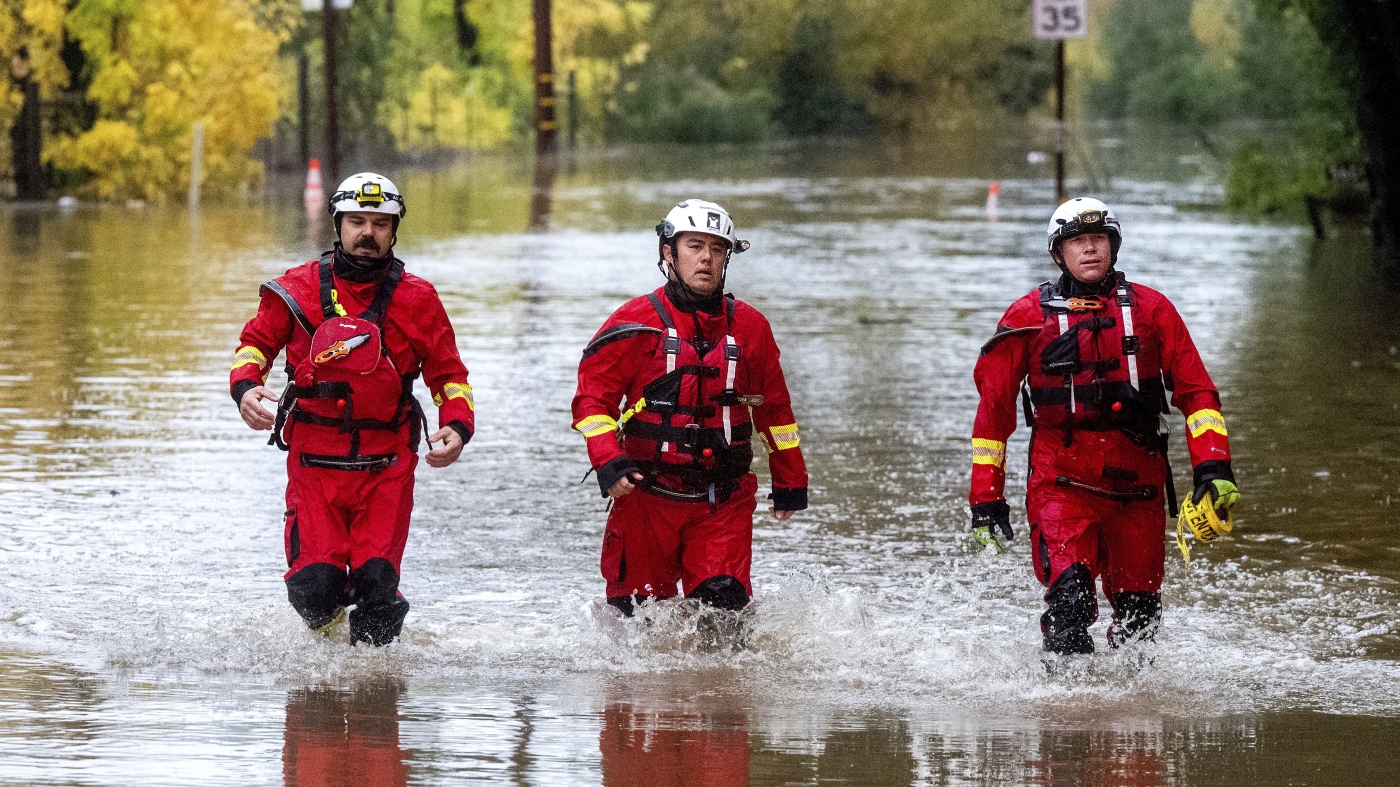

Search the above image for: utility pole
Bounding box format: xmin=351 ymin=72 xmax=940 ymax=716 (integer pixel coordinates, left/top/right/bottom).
xmin=1032 ymin=0 xmax=1087 ymax=204
xmin=1055 ymin=39 xmax=1066 ymax=203
xmin=567 ymin=69 xmax=578 ymax=152
xmin=322 ymin=0 xmax=340 ymax=184
xmin=532 ymin=0 xmax=557 ymax=157
xmin=298 ymin=50 xmax=310 ymax=169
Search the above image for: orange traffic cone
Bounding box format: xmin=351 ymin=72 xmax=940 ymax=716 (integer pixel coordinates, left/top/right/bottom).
xmin=986 ymin=180 xmax=1000 ymax=223
xmin=304 ymin=159 xmax=324 ymax=207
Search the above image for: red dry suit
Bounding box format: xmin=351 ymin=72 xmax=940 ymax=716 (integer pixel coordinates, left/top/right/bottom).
xmin=572 ymin=284 xmax=808 ymax=610
xmin=971 ymin=272 xmax=1231 ymax=650
xmin=232 ymin=250 xmax=474 ymax=644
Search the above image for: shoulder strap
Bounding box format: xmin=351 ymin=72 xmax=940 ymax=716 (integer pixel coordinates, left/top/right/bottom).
xmin=259 ymin=280 xmax=316 ymax=336
xmin=360 ymin=260 xmax=404 ymax=325
xmin=645 ymin=292 xmax=676 ymax=331
xmin=317 ymin=253 xmax=337 ymax=320
xmin=1115 ymin=275 xmax=1140 ymax=391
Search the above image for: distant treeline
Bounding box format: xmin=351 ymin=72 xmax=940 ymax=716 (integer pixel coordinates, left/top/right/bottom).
xmin=0 ymin=0 xmax=1380 ymax=223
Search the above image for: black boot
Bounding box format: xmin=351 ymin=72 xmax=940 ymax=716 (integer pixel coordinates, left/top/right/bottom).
xmin=1108 ymin=591 xmax=1162 ymax=648
xmin=286 ymin=563 xmax=349 ymax=632
xmin=688 ymin=576 xmax=750 ymax=652
xmin=347 ymin=558 xmax=410 ymax=646
xmin=1041 ymin=563 xmax=1097 ymax=655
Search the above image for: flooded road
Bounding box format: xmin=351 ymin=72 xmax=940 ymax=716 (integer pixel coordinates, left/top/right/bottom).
xmin=2 ymin=135 xmax=1398 ymax=784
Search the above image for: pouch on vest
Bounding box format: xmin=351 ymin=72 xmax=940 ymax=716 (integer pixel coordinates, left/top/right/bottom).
xmin=641 ymin=368 xmax=685 ymax=414
xmin=311 ymin=316 xmax=382 ymax=374
xmin=296 ymin=316 xmax=403 ymax=424
xmin=1040 ymin=329 xmax=1081 ymax=376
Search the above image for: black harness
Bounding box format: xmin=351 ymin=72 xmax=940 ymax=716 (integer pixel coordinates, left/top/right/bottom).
xmin=621 ymin=293 xmax=752 ymax=504
xmin=262 ymin=253 xmax=426 ymax=469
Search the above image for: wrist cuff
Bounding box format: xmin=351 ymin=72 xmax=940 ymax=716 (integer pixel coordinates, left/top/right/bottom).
xmin=769 ymin=487 xmax=808 ymax=511
xmin=597 ymin=456 xmax=640 ymax=498
xmin=1193 ymin=460 xmax=1234 ymax=488
xmin=232 ymin=379 xmax=258 ymax=406
xmin=446 ymin=420 xmax=473 ymax=445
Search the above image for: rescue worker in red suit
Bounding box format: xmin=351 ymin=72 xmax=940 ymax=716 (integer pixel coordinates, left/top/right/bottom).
xmin=969 ymin=198 xmax=1241 ymax=655
xmin=573 ymin=200 xmax=808 ymax=616
xmin=232 ymin=173 xmax=474 ymax=646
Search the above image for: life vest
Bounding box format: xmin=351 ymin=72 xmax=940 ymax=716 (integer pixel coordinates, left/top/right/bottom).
xmin=1023 ymin=273 xmax=1168 ymax=441
xmin=612 ymin=293 xmax=759 ymax=503
xmin=262 ymin=253 xmax=425 ymax=469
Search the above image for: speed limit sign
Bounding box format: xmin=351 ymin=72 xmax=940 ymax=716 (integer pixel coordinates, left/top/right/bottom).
xmin=1033 ymin=0 xmax=1088 ymax=40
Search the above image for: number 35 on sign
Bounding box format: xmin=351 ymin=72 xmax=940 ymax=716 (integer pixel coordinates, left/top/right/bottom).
xmin=1033 ymin=0 xmax=1088 ymax=40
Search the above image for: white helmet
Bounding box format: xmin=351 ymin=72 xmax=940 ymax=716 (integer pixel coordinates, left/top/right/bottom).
xmin=1046 ymin=197 xmax=1121 ymax=259
xmin=656 ymin=199 xmax=750 ymax=254
xmin=328 ymin=172 xmax=406 ymax=220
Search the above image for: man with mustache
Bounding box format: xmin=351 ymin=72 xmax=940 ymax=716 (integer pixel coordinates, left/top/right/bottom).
xmin=969 ymin=198 xmax=1239 ymax=657
xmin=231 ymin=173 xmax=474 ymax=645
xmin=572 ymin=200 xmax=808 ymax=624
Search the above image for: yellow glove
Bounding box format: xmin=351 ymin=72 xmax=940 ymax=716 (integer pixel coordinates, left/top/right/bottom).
xmin=1194 ymin=478 xmax=1239 ymax=513
xmin=1176 ymin=479 xmax=1239 ymax=564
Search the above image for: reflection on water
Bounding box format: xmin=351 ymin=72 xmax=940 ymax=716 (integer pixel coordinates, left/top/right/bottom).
xmin=283 ymin=684 xmax=408 ymax=787
xmin=601 ymin=701 xmax=750 ymax=786
xmin=1 ymin=131 xmax=1399 ymax=783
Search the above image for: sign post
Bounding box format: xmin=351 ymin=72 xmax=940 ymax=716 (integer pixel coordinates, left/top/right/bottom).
xmin=1033 ymin=0 xmax=1088 ymax=203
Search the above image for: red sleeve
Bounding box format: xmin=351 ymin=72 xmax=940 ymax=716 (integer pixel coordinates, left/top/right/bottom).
xmin=571 ymin=305 xmax=653 ymax=472
xmin=408 ymin=284 xmax=474 ymax=435
xmin=231 ymin=288 xmax=295 ymax=398
xmin=969 ymin=297 xmax=1038 ymax=506
xmin=1154 ymin=296 xmax=1231 ymax=469
xmin=748 ymin=314 xmax=808 ymax=503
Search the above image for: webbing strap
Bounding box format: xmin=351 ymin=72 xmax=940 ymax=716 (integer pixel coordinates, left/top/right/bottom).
xmin=1117 ymin=281 xmax=1140 ymax=391
xmin=647 ymin=294 xmax=678 ymax=452
xmin=1056 ymin=312 xmax=1074 ymax=413
xmin=360 ymin=261 xmax=404 ymax=324
xmin=317 ymin=254 xmax=405 ymax=326
xmin=722 ymin=334 xmax=738 ymax=444
xmin=317 ymin=255 xmax=337 ymax=319
xmin=646 ymin=293 xmax=676 ymax=330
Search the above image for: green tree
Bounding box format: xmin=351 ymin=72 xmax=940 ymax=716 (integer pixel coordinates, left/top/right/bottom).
xmin=1257 ymin=0 xmax=1400 ymax=274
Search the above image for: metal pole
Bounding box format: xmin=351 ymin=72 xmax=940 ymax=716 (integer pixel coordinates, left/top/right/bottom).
xmin=1055 ymin=39 xmax=1066 ymax=203
xmin=298 ymin=50 xmax=310 ymax=168
xmin=322 ymin=0 xmax=340 ymax=184
xmin=567 ymin=70 xmax=579 ymax=151
xmin=189 ymin=121 xmax=204 ymax=209
xmin=532 ymin=0 xmax=557 ymax=157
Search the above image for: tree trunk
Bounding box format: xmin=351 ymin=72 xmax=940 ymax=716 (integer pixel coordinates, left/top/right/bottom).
xmin=1335 ymin=1 xmax=1400 ymax=275
xmin=10 ymin=77 xmax=44 ymax=201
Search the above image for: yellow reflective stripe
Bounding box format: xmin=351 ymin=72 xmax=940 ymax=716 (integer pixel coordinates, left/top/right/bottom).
xmin=617 ymin=397 xmax=647 ymax=427
xmin=1186 ymin=409 xmax=1227 ymax=438
xmin=574 ymin=414 xmax=618 ymax=438
xmin=769 ymin=423 xmax=800 ymax=451
xmin=231 ymin=346 xmax=267 ymax=372
xmin=971 ymin=438 xmax=1007 ymax=468
xmin=442 ymin=382 xmax=474 ymax=410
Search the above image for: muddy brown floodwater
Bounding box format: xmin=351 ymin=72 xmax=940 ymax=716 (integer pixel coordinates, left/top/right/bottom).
xmin=1 ymin=133 xmax=1398 ymax=785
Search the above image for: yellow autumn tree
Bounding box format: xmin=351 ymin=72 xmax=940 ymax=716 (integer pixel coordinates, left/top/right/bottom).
xmin=48 ymin=0 xmax=290 ymax=200
xmin=0 ymin=0 xmax=69 ymax=157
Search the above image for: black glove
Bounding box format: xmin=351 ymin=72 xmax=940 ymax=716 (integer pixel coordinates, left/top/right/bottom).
xmin=970 ymin=500 xmax=1013 ymax=547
